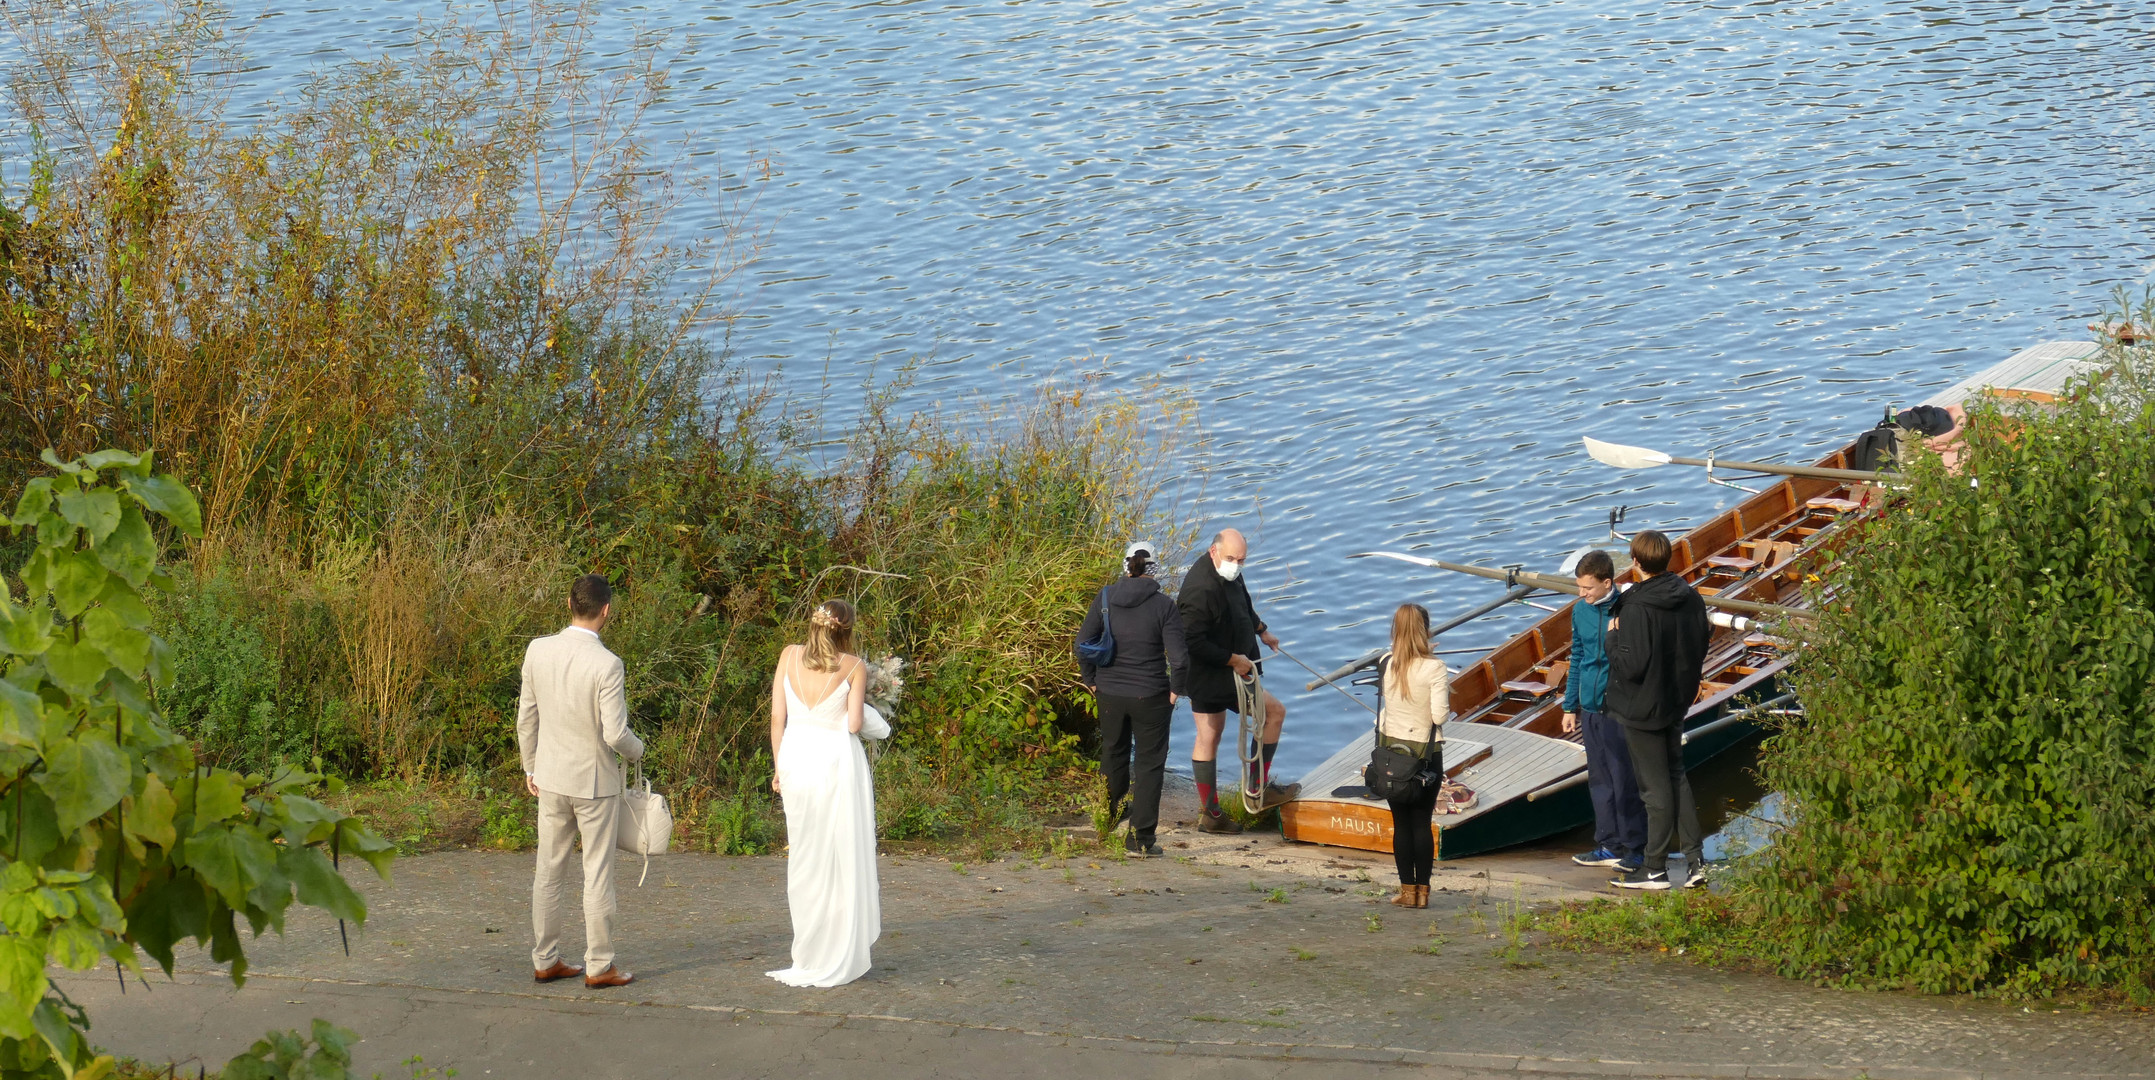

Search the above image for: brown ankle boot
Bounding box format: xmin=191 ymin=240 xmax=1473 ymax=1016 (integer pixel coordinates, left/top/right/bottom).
xmin=1391 ymin=884 xmax=1415 ymax=907
xmin=1413 ymin=884 xmax=1431 ymax=908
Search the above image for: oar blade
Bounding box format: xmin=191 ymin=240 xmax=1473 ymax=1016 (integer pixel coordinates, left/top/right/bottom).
xmin=1349 ymin=551 xmax=1442 ymax=568
xmin=1582 ymin=436 xmax=1672 ymax=470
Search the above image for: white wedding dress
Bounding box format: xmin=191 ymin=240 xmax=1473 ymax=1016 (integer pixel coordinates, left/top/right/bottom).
xmin=766 ymin=665 xmax=881 ymax=987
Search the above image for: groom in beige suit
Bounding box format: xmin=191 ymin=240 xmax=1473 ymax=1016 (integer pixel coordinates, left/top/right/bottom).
xmin=519 ymin=573 xmax=644 ymax=989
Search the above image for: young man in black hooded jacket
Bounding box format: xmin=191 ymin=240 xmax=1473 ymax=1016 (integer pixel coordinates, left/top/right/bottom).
xmin=1604 ymin=529 xmax=1711 ymax=891
xmin=1076 ymin=542 xmax=1190 ymax=857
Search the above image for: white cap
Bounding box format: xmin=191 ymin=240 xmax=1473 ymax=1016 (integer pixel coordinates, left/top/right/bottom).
xmin=1125 ymin=541 xmax=1157 ymax=560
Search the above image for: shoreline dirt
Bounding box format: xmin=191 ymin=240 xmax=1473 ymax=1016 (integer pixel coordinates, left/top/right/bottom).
xmin=67 ymin=798 xmax=2153 ymax=1080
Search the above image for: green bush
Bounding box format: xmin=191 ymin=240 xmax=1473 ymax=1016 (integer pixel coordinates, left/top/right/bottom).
xmin=1634 ymin=297 xmax=2155 ymax=998
xmin=1539 ymin=298 xmax=2155 ymax=999
xmin=699 ymin=788 xmax=777 ymax=856
xmin=0 ymin=451 xmax=393 ymax=1079
xmin=480 ymin=788 xmax=537 ymax=851
xmin=154 ymin=571 xmax=358 ymax=773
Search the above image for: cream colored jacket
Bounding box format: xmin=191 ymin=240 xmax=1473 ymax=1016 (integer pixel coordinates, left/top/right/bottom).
xmin=1378 ymin=654 xmax=1450 ymax=745
xmin=518 ymin=627 xmax=644 ymax=799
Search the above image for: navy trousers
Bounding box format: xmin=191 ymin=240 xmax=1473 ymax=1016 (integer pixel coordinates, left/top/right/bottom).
xmin=1582 ymin=709 xmax=1647 ymax=860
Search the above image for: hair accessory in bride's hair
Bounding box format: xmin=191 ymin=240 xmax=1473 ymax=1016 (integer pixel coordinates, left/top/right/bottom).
xmin=810 ymin=606 xmax=839 ymax=629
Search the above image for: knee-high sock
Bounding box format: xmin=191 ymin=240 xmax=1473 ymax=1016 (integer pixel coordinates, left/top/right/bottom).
xmin=1193 ymin=758 xmax=1218 ymax=813
xmin=1261 ymin=741 xmax=1279 ymax=786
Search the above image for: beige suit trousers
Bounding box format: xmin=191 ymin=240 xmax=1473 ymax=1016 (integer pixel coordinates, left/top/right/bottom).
xmin=531 ymin=789 xmax=622 ymax=972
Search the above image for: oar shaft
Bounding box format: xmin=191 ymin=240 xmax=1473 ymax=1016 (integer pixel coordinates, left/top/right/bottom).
xmin=1664 ymin=455 xmax=1881 ymax=484
xmin=1303 ymin=584 xmax=1536 ymax=690
xmin=1428 ymin=561 xmax=1811 ymax=621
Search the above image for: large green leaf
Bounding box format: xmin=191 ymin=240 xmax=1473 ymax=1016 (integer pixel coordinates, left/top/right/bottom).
xmin=11 ymin=477 xmax=55 ymax=527
xmin=78 ymin=450 xmax=140 ymax=473
xmin=33 ymin=735 xmax=131 ymax=834
xmin=79 ymin=608 xmax=150 ymax=680
xmin=192 ymin=772 xmax=247 ymax=823
xmin=0 ymin=680 xmax=40 ymax=747
xmin=92 ymin=504 xmax=155 ymax=588
xmin=0 ymin=597 xmax=55 ymax=657
xmin=127 ymin=773 xmax=178 ymax=849
xmin=335 ymin=816 xmax=397 ymax=879
xmin=55 ymin=487 xmax=121 ymax=544
xmin=124 ymin=871 xmax=206 ymax=975
xmin=124 ymin=473 xmax=202 ymax=537
xmin=31 ymin=995 xmax=91 ymax=1073
xmin=49 ymin=549 xmax=109 ymax=619
xmin=0 ymin=934 xmax=48 ymax=1040
xmin=279 ymin=846 xmax=366 ymax=924
xmin=274 ymin=795 xmax=341 ymax=846
xmin=182 ymin=823 xmax=280 ymax=911
xmin=41 ymin=639 xmax=112 ymax=698
xmin=93 ymin=578 xmax=153 ymax=629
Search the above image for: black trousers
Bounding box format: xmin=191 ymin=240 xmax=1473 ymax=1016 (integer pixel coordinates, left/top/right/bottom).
xmin=1582 ymin=710 xmax=1648 ymax=859
xmin=1387 ymin=782 xmax=1440 ymax=886
xmin=1621 ymin=721 xmax=1702 ymax=872
xmin=1098 ymin=691 xmax=1173 ymax=843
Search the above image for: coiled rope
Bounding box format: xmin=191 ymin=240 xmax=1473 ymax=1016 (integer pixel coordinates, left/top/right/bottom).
xmin=1234 ymin=665 xmax=1266 ymax=815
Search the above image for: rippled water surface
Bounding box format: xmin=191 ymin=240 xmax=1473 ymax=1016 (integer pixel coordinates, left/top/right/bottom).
xmin=25 ymin=0 xmax=2155 ymax=774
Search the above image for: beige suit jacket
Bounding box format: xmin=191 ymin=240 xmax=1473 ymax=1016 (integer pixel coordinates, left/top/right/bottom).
xmin=518 ymin=627 xmax=644 ymax=799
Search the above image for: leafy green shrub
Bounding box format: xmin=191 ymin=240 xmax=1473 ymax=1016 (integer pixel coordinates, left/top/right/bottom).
xmin=152 ymin=571 xmax=359 ymax=774
xmin=221 ymin=1021 xmax=362 ymax=1080
xmin=1752 ymin=374 xmax=2155 ymax=995
xmin=480 ymin=788 xmax=537 ymax=851
xmin=1540 ymin=308 xmax=2155 ymax=999
xmin=0 ymin=451 xmax=393 ymax=1079
xmin=699 ymin=789 xmax=777 ymax=856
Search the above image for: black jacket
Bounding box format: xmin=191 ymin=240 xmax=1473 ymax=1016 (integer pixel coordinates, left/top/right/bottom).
xmin=1176 ymin=555 xmax=1263 ymax=707
xmin=1075 ymin=575 xmax=1190 ymax=698
xmin=1605 ymin=571 xmax=1711 ymax=731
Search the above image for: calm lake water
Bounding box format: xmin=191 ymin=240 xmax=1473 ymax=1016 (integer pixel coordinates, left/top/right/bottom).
xmin=13 ymin=0 xmax=2154 ymax=779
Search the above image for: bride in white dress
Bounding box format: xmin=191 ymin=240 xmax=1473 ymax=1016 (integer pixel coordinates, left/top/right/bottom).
xmin=765 ymin=600 xmax=881 ymax=987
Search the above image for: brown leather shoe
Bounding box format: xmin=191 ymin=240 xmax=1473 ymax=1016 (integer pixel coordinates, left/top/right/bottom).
xmin=583 ymin=964 xmax=635 ymax=989
xmin=1196 ymin=807 xmax=1243 ymax=835
xmin=1391 ymin=884 xmax=1415 ymax=907
xmin=1413 ymin=884 xmax=1431 ymax=909
xmin=533 ymin=960 xmax=583 ymax=984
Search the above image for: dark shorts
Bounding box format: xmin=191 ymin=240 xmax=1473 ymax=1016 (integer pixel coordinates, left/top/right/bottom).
xmin=1192 ymin=663 xmax=1263 ymax=715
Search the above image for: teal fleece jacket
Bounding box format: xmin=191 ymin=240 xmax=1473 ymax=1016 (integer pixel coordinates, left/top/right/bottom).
xmin=1562 ymin=591 xmax=1616 ymax=714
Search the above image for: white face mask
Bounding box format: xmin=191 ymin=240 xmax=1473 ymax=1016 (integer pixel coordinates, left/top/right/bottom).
xmin=1217 ymin=557 xmax=1243 ymax=582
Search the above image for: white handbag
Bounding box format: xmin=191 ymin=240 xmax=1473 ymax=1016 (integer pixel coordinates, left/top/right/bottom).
xmin=617 ymin=760 xmax=673 ymax=886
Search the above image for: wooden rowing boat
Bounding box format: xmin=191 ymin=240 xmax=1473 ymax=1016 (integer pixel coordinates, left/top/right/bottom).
xmin=1278 ymin=338 xmax=2105 ymax=859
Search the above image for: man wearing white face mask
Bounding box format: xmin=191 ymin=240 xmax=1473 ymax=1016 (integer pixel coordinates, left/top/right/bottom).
xmin=1177 ymin=528 xmax=1294 ymax=832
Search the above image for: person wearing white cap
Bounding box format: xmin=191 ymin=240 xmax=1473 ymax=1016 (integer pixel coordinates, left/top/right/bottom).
xmin=1074 ymin=542 xmax=1190 ymax=857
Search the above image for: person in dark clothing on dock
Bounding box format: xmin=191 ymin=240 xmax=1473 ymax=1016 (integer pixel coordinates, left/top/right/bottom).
xmin=1605 ymin=530 xmax=1711 ymax=891
xmin=1075 ymin=542 xmax=1190 ymax=857
xmin=1561 ymin=548 xmax=1646 ymax=874
xmin=1178 ymin=528 xmax=1294 ymax=834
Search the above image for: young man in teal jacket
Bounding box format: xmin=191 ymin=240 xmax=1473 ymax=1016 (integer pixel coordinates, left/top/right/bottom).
xmin=1561 ymin=549 xmax=1645 ymax=872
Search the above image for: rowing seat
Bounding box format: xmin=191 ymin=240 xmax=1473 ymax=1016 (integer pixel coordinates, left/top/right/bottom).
xmin=1805 ymin=497 xmax=1862 ymax=513
xmin=1693 ymin=680 xmax=1733 ymax=703
xmin=1746 ymin=539 xmax=1799 ymax=570
xmin=1500 ymin=661 xmax=1568 ymax=699
xmin=1704 ymin=555 xmax=1757 ymax=571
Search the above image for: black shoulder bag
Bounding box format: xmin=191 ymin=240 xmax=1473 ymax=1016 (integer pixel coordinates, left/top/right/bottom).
xmin=1364 ymin=657 xmax=1444 ymax=802
xmin=1074 ymin=586 xmax=1116 ymax=667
